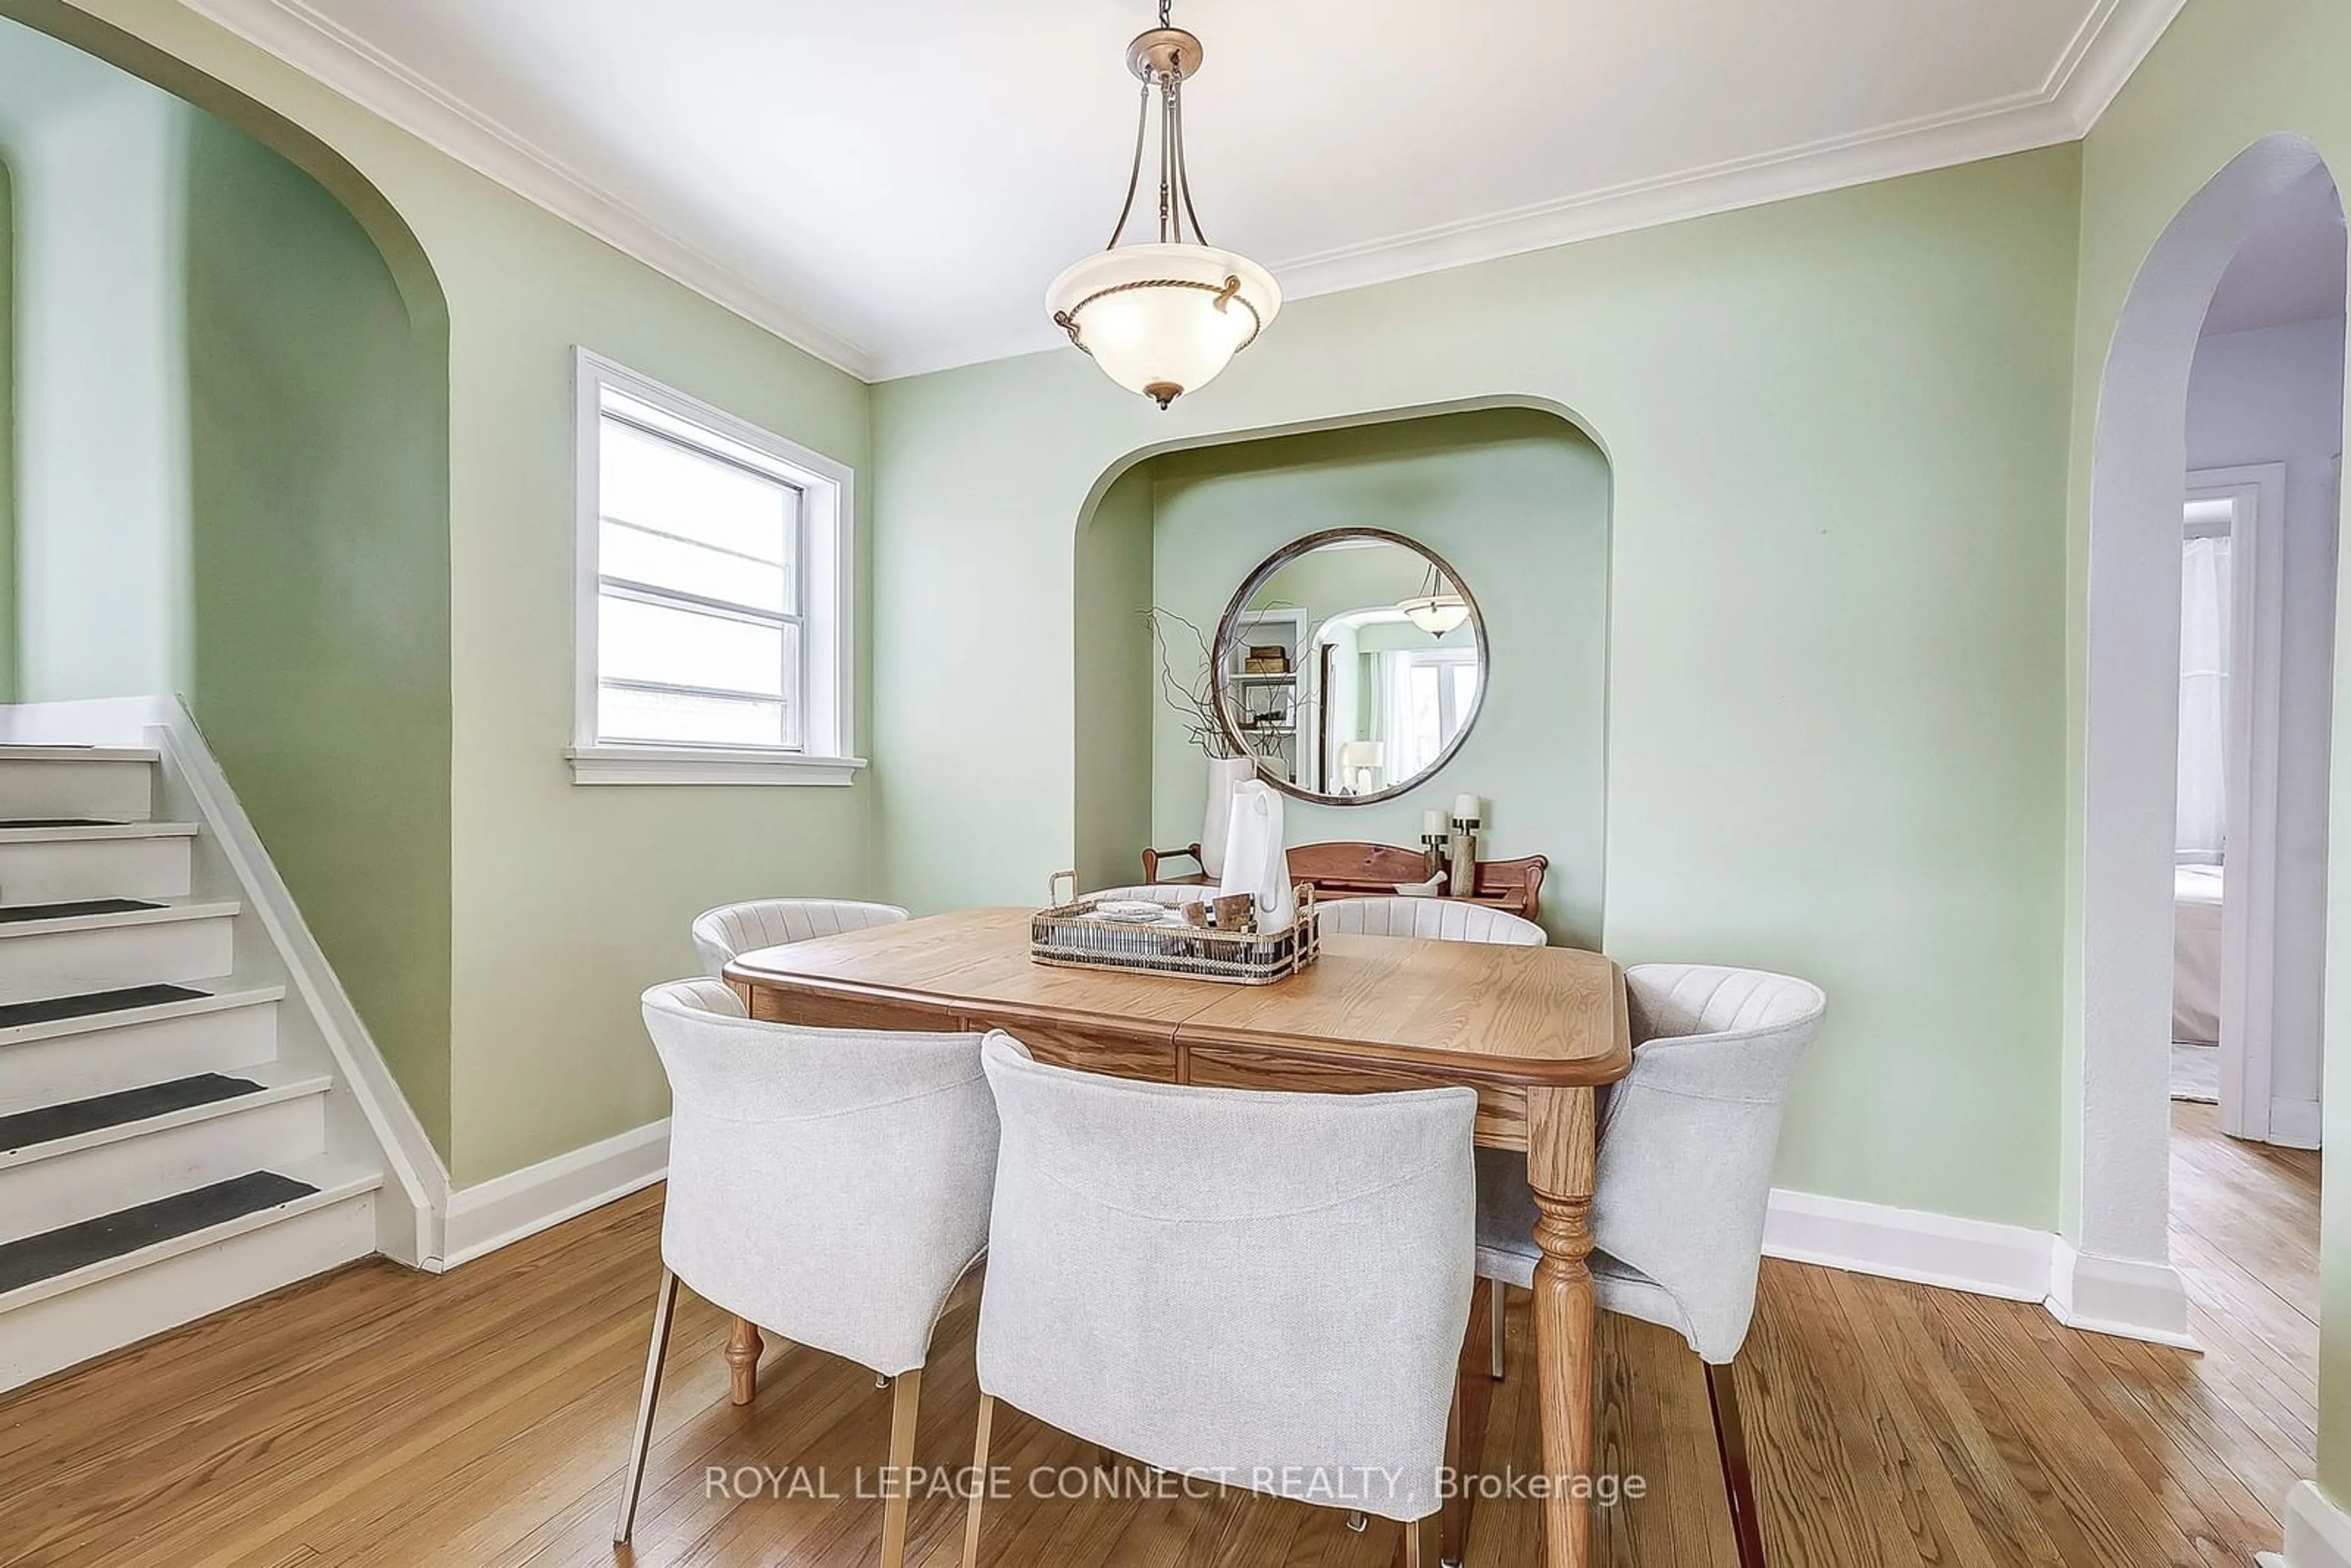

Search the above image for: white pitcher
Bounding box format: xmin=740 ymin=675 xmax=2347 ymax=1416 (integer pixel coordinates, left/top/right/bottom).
xmin=1218 ymin=779 xmax=1295 ymax=933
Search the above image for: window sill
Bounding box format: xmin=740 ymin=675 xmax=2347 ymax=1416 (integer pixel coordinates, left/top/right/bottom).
xmin=565 ymin=745 xmax=866 ymax=787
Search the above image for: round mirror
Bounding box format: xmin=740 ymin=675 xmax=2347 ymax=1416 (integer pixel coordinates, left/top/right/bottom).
xmin=1212 ymin=528 xmax=1487 ymax=805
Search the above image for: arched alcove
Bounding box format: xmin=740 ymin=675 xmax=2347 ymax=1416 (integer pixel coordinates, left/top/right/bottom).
xmin=2072 ymin=133 xmax=2344 ymax=1341
xmin=0 ymin=0 xmax=457 ymax=1152
xmin=1072 ymin=400 xmax=1613 ymax=947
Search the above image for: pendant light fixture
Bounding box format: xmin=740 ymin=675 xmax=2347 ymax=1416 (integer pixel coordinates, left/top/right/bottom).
xmin=1047 ymin=0 xmax=1280 ymax=409
xmin=1398 ymin=563 xmax=1470 ymax=636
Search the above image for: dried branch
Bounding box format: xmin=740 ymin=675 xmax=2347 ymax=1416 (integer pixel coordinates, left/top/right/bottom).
xmin=1141 ymin=607 xmax=1237 ymax=759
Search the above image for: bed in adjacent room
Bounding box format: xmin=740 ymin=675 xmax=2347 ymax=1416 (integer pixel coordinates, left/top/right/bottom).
xmin=2173 ymin=863 xmax=2224 ymax=1047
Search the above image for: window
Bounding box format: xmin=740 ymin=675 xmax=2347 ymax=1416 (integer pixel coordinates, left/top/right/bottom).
xmin=2176 ymin=516 xmax=2233 ymax=862
xmin=569 ymin=351 xmax=858 ymax=785
xmin=1382 ymin=647 xmax=1481 ymax=781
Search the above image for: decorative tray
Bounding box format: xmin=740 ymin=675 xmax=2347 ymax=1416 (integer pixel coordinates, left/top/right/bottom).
xmin=1031 ymin=874 xmax=1319 ymax=986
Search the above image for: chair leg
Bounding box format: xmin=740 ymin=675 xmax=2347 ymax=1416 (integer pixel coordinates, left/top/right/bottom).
xmin=880 ymin=1369 xmax=924 ymax=1568
xmin=1401 ymin=1514 xmax=1441 ymax=1568
xmin=1489 ymin=1281 xmax=1507 ymax=1382
xmin=1704 ymin=1361 xmax=1769 ymax=1568
xmin=961 ymin=1394 xmax=997 ymax=1568
xmin=612 ymin=1269 xmax=681 ymax=1544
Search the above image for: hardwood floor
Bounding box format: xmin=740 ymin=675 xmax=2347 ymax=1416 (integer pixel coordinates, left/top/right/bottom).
xmin=0 ymin=1115 xmax=2317 ymax=1567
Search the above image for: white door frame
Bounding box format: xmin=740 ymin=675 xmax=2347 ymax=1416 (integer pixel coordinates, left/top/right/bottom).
xmin=2189 ymin=463 xmax=2287 ymax=1141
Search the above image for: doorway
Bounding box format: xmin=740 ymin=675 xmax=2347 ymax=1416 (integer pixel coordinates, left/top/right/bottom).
xmin=2077 ymin=136 xmax=2344 ymax=1346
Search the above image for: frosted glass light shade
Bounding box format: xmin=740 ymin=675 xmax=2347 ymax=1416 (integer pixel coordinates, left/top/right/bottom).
xmin=1399 ymin=594 xmax=1469 ymax=635
xmin=1047 ymin=242 xmax=1281 ymax=408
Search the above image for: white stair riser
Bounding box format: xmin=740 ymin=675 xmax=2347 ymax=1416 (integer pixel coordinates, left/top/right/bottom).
xmin=0 ymin=761 xmax=152 ymax=824
xmin=0 ymin=836 xmax=192 ymax=906
xmin=0 ymin=1191 xmax=374 ymax=1391
xmin=0 ymin=1002 xmax=280 ymax=1107
xmin=0 ymin=1092 xmax=325 ymax=1239
xmin=0 ymin=917 xmax=234 ymax=999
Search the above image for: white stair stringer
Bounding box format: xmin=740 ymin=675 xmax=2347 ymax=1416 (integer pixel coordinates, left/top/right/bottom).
xmin=0 ymin=696 xmax=446 ymax=1395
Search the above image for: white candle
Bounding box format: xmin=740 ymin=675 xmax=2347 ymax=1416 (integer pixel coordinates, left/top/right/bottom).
xmin=1423 ymin=808 xmax=1445 ymax=837
xmin=1453 ymin=793 xmax=1482 ymax=822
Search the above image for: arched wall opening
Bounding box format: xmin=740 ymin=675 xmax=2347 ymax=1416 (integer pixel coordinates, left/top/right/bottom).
xmin=0 ymin=1 xmax=457 ymax=1152
xmin=1071 ymin=400 xmax=1612 ymax=947
xmin=2075 ymin=133 xmax=2345 ymax=1341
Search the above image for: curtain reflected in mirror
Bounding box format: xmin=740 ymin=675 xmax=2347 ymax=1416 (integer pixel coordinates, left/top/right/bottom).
xmin=1212 ymin=529 xmax=1487 ymax=805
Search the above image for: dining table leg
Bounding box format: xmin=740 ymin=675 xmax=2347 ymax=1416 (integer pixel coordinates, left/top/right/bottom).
xmin=726 ymin=1315 xmax=762 ymax=1405
xmin=1527 ymin=1085 xmax=1599 ymax=1568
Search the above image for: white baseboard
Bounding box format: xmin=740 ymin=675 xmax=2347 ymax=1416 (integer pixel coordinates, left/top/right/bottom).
xmin=438 ymin=1118 xmax=669 ymax=1269
xmin=1766 ymin=1189 xmax=2199 ymax=1349
xmin=2271 ymin=1098 xmax=2324 ymax=1150
xmin=2047 ymin=1237 xmax=2195 ymax=1348
xmin=2279 ymin=1479 xmax=2351 ymax=1567
xmin=1764 ymin=1187 xmax=2053 ymax=1301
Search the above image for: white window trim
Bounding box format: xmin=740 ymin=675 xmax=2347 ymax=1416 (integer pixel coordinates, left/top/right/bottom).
xmin=566 ymin=348 xmax=863 ymax=786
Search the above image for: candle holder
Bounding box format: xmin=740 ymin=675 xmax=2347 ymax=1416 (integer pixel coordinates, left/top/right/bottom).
xmin=1421 ymin=833 xmax=1448 ymax=880
xmin=1447 ymin=819 xmax=1480 ymax=898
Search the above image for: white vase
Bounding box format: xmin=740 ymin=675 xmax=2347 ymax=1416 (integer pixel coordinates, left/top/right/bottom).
xmin=1199 ymin=755 xmax=1256 ymax=880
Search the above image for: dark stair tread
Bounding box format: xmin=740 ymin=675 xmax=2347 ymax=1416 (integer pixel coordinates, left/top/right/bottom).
xmin=0 ymin=898 xmax=164 ymax=925
xmin=0 ymin=1073 xmax=266 ymax=1152
xmin=0 ymin=819 xmax=124 ymax=829
xmin=0 ymin=1171 xmax=318 ymax=1294
xmin=0 ymin=985 xmax=211 ymax=1032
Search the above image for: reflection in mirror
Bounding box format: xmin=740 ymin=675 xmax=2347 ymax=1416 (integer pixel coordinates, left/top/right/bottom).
xmin=1213 ymin=530 xmax=1485 ymax=805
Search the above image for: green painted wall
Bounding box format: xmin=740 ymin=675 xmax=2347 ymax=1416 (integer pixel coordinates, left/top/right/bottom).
xmin=2069 ymin=0 xmax=2351 ymax=1504
xmin=1093 ymin=410 xmax=1610 ymax=948
xmin=29 ymin=0 xmax=878 ymax=1186
xmin=182 ymin=110 xmax=454 ymax=1152
xmin=877 ymin=147 xmax=2082 ymax=1231
xmin=1073 ymin=465 xmax=1155 ymax=893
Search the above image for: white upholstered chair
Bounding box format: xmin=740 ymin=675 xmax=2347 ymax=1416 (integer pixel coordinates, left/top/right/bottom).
xmin=1314 ymin=895 xmax=1547 ymax=946
xmin=614 ymin=980 xmax=1000 ymax=1567
xmin=961 ymin=1035 xmax=1477 ymax=1567
xmin=690 ymin=897 xmax=909 ymax=977
xmin=1310 ymin=895 xmax=1543 ymax=1382
xmin=1476 ymin=964 xmax=1826 ymax=1568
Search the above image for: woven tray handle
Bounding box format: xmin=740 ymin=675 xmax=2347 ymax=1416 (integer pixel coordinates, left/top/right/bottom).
xmin=1049 ymin=869 xmax=1078 ymax=907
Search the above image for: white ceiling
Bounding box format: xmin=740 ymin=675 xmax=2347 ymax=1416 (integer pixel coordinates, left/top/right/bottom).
xmin=189 ymin=0 xmax=2187 ymax=380
xmin=2203 ymin=168 xmax=2348 ymax=336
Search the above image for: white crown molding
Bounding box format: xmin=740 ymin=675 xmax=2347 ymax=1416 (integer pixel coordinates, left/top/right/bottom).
xmin=174 ymin=0 xmax=881 ymax=381
xmin=2050 ymin=0 xmax=2194 ymax=135
xmin=178 ymin=0 xmax=2184 ymax=388
xmin=870 ymin=0 xmax=2191 ymax=381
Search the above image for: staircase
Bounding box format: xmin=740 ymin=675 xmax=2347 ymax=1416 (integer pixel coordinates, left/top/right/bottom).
xmin=0 ymin=737 xmax=396 ymax=1391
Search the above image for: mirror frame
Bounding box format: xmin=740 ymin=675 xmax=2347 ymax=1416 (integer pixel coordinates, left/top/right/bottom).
xmin=1212 ymin=526 xmax=1490 ymax=807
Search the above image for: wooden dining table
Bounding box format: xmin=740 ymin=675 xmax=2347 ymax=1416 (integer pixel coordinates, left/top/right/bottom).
xmin=723 ymin=906 xmax=1632 ymax=1568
